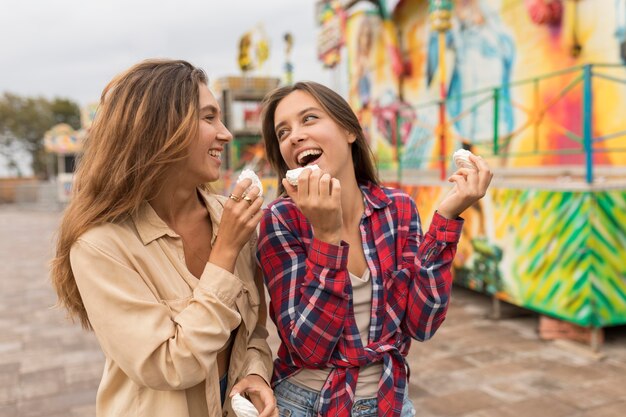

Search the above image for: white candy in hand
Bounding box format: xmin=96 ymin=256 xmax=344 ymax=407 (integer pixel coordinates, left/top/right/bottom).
xmin=285 ymin=164 xmax=320 ymax=186
xmin=237 ymin=168 xmax=263 ymax=197
xmin=452 ymin=149 xmax=478 ymax=170
xmin=231 ymin=393 xmax=259 ymax=417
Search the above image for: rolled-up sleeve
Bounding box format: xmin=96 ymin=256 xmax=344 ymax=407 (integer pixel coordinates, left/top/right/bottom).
xmin=401 ymin=202 xmax=463 ymax=341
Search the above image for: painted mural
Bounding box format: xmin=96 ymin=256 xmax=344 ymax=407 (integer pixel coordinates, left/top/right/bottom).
xmin=347 ymin=11 xmax=404 ymax=169
xmin=492 ymin=187 xmax=626 ymax=327
xmin=346 ymin=0 xmax=626 ymax=168
xmin=342 ymin=0 xmax=626 ymax=327
xmin=402 ymin=183 xmax=626 ymax=327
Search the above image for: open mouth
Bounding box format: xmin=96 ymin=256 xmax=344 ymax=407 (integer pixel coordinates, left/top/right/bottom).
xmin=296 ymin=149 xmax=322 ymax=167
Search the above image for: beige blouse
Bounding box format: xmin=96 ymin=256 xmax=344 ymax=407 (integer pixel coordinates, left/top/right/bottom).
xmin=70 ymin=189 xmax=272 ymax=417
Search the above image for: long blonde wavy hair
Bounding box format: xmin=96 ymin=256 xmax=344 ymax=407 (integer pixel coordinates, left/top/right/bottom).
xmin=51 ymin=59 xmax=208 ymax=329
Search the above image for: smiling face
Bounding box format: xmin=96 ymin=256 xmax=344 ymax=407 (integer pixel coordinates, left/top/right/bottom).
xmin=262 ymin=81 xmax=379 ymax=195
xmin=273 ymin=90 xmax=356 ymax=180
xmin=182 ymin=83 xmax=232 ymax=185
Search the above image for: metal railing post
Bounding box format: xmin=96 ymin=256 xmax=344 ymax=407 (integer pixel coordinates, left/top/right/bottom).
xmin=396 ymin=110 xmax=402 ymax=184
xmin=493 ymin=87 xmax=500 ymax=155
xmin=582 ymin=64 xmax=593 ymax=184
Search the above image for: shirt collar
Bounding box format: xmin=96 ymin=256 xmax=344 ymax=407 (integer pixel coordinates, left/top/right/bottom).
xmin=132 ymin=187 xmax=223 ymax=245
xmin=359 ymin=181 xmax=392 ymax=216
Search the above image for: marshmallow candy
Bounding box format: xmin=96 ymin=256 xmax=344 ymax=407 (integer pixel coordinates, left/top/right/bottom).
xmin=452 ymin=149 xmax=478 ymax=170
xmin=285 ymin=164 xmax=320 ymax=186
xmin=231 ymin=393 xmax=259 ymax=417
xmin=237 ymin=168 xmax=263 ymax=197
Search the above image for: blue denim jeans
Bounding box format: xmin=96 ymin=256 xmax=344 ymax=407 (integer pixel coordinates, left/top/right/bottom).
xmin=220 ymin=374 xmax=228 ymax=406
xmin=274 ymin=379 xmax=416 ymax=417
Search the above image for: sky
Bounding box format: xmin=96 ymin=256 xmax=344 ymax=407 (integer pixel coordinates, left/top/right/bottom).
xmin=0 ymin=0 xmax=339 ymax=107
xmin=0 ymin=0 xmax=346 ymax=176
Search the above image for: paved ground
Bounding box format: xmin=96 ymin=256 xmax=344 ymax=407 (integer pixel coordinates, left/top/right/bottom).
xmin=1 ymin=205 xmax=626 ymax=417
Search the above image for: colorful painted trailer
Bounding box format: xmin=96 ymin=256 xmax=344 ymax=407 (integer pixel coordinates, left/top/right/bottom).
xmin=400 ymin=177 xmax=626 ymax=328
xmin=330 ymin=0 xmax=626 ymax=329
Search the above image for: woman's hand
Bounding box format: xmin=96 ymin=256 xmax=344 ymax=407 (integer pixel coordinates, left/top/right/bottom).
xmin=210 ymin=179 xmax=263 ymax=272
xmin=282 ymin=168 xmax=342 ymax=245
xmin=437 ymin=154 xmax=493 ymax=219
xmin=230 ymin=374 xmax=278 ymax=417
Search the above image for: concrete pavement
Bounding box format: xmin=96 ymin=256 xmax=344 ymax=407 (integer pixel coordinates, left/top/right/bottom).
xmin=1 ymin=205 xmax=625 ymax=417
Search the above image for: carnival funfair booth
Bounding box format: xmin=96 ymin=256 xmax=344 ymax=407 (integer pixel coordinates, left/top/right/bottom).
xmin=212 ymin=25 xmax=289 ymax=199
xmin=43 ymin=123 xmax=83 ymax=203
xmin=43 ymin=104 xmax=96 ymax=203
xmin=317 ymin=0 xmax=626 ymax=348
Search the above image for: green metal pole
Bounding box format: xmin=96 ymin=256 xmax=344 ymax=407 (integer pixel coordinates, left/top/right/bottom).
xmin=493 ymin=87 xmax=500 ymax=155
xmin=582 ymin=64 xmax=593 ymax=184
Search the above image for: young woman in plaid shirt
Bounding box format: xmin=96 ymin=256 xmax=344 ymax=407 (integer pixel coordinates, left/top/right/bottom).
xmin=258 ymin=82 xmax=493 ymax=417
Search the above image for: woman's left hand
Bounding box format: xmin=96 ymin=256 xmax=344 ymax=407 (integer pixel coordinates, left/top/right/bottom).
xmin=230 ymin=374 xmax=277 ymax=417
xmin=437 ymin=154 xmax=493 ymax=219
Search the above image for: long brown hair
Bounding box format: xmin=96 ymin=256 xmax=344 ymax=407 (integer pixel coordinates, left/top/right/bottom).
xmin=261 ymin=81 xmax=379 ymax=195
xmin=51 ymin=59 xmax=208 ymax=329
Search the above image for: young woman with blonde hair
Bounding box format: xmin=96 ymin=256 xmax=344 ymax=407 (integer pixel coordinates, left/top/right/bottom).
xmin=51 ymin=59 xmax=276 ymax=417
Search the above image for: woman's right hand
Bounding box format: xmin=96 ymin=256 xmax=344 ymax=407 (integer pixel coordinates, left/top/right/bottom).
xmin=282 ymin=168 xmax=342 ymax=245
xmin=210 ymin=179 xmax=263 ymax=272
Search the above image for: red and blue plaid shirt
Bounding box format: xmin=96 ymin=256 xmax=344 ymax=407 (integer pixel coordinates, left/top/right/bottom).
xmin=257 ymin=182 xmax=463 ymax=417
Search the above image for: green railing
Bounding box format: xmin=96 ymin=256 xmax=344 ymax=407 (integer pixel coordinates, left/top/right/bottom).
xmin=398 ymin=63 xmax=626 ymax=183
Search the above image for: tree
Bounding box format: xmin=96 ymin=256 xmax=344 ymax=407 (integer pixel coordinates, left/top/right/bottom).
xmin=50 ymin=98 xmax=81 ymax=130
xmin=0 ymin=93 xmax=81 ymax=178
